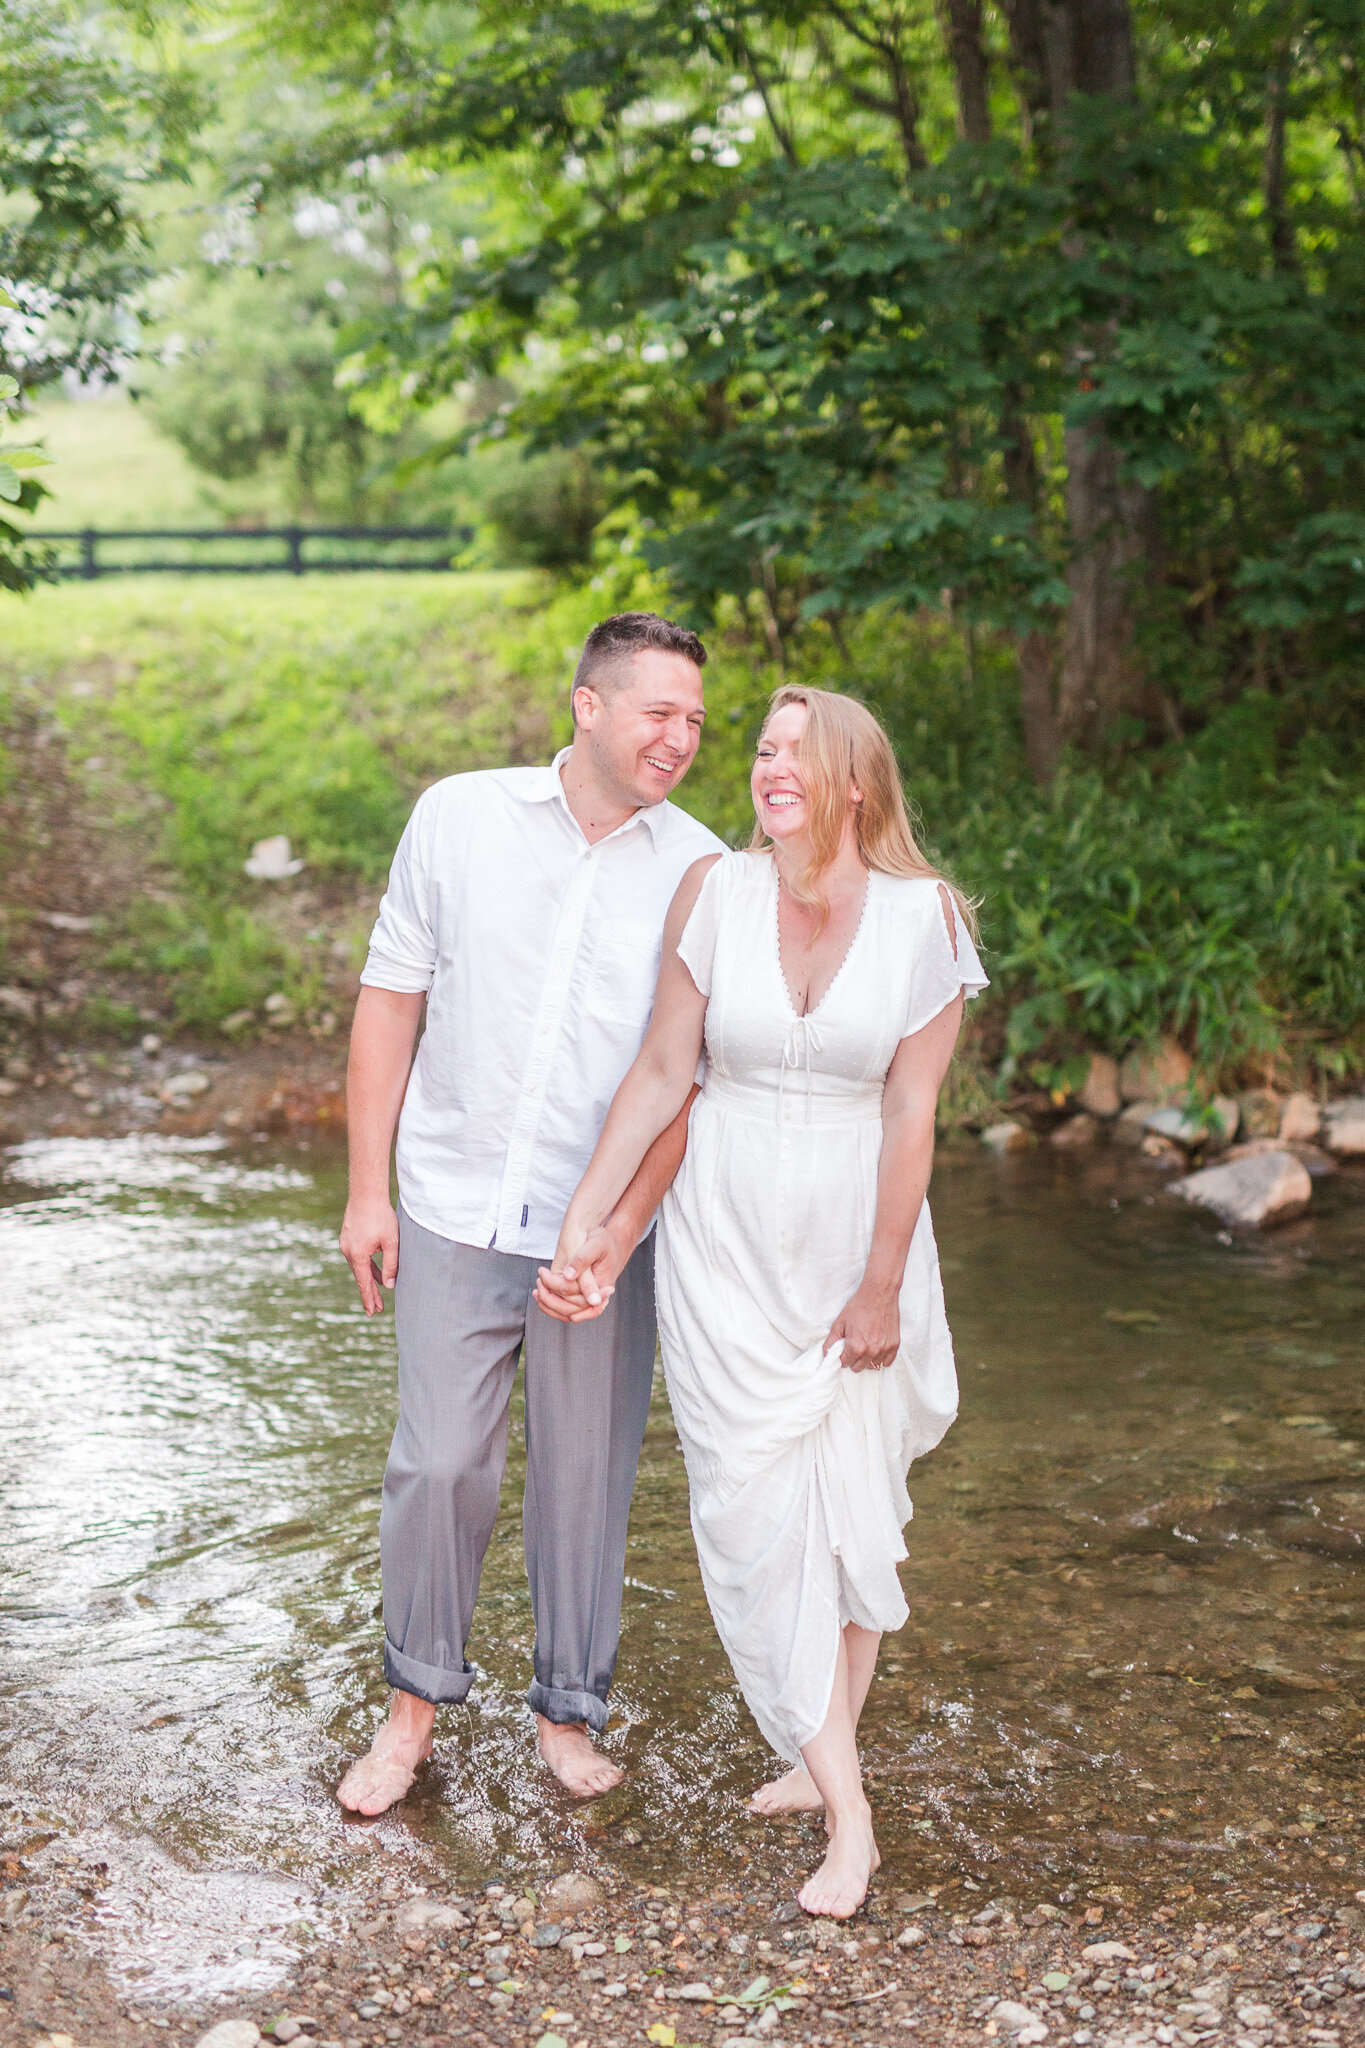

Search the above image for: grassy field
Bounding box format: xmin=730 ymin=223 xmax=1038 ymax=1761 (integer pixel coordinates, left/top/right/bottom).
xmin=22 ymin=396 xmax=300 ymax=529
xmin=1 ymin=566 xmax=1361 ymax=1104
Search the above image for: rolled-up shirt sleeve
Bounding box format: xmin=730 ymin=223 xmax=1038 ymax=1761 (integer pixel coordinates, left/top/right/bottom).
xmin=360 ymin=790 xmax=439 ymax=994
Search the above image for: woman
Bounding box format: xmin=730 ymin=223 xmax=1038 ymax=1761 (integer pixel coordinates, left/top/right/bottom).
xmin=547 ymin=685 xmax=986 ymax=1917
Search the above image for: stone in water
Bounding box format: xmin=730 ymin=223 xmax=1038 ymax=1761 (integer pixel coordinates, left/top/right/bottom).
xmin=981 ymin=1120 xmax=1030 ymax=1154
xmin=543 ymin=1871 xmax=606 ymax=1915
xmin=1324 ymin=1097 xmax=1365 ymax=1156
xmin=1173 ymin=1149 xmax=1310 ymax=1228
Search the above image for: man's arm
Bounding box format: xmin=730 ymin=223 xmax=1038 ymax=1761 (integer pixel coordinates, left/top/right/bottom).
xmin=339 ymin=986 xmax=425 ymax=1314
xmin=534 ymin=1083 xmax=699 ymax=1322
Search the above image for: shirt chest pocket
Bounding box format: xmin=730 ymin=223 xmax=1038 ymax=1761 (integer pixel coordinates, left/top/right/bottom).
xmin=587 ymin=917 xmax=662 ymax=1029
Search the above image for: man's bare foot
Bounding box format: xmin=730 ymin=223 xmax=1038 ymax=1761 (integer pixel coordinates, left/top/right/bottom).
xmin=749 ymin=1766 xmax=824 ymax=1815
xmin=536 ymin=1716 xmax=624 ymax=1797
xmin=336 ymin=1692 xmax=435 ymax=1816
xmin=797 ymin=1807 xmax=880 ymax=1919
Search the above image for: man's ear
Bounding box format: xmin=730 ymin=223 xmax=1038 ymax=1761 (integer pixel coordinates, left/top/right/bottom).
xmin=572 ymin=683 xmax=600 ymax=729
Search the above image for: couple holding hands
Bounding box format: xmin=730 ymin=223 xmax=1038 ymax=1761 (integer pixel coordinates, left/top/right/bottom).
xmin=336 ymin=611 xmax=985 ymax=1918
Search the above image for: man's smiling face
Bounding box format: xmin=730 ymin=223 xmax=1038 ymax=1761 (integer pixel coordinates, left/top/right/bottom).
xmin=572 ymin=648 xmax=706 ymax=809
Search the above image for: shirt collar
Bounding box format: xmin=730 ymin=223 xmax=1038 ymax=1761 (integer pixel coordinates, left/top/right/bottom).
xmin=512 ymin=746 xmax=668 ymax=844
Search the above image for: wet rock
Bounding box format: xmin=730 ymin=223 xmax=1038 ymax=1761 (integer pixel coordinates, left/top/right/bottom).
xmin=1173 ymin=1149 xmax=1311 ymax=1228
xmin=159 ymin=1069 xmax=211 ymax=1105
xmin=1022 ymin=1905 xmax=1062 ymax=1927
xmin=1279 ymin=1092 xmax=1322 ymax=1143
xmin=1224 ymin=1135 xmax=1336 ymax=1176
xmin=1115 ymin=1101 xmax=1159 ymax=1146
xmin=395 ymin=1897 xmax=470 ymax=1935
xmin=895 ymin=1924 xmax=927 ymax=1948
xmin=991 ymin=1998 xmax=1047 ymax=2039
xmin=195 ymin=2025 xmax=261 ymax=2048
xmin=1323 ymin=1097 xmax=1365 ymax=1156
xmin=982 ymin=1120 xmax=1030 ymax=1154
xmin=1141 ymin=1132 xmax=1185 ymax=1169
xmin=1078 ymin=1053 xmax=1122 ymax=1119
xmin=1049 ymin=1112 xmax=1098 ymax=1148
xmin=543 ymin=1872 xmax=606 ymax=1915
xmin=1119 ymin=1037 xmax=1190 ymax=1104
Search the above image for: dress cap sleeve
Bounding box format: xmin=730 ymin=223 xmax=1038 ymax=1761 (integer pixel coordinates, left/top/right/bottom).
xmin=675 ymin=853 xmax=728 ymax=997
xmin=902 ymin=883 xmax=989 ymax=1040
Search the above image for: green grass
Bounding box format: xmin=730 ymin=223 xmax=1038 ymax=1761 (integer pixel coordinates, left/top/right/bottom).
xmin=1 ymin=565 xmax=1362 ymax=1092
xmin=21 ymin=396 xmax=301 ymax=529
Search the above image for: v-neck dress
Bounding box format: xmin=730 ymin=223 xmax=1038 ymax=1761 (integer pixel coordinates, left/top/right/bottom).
xmin=655 ymin=849 xmax=988 ymax=1762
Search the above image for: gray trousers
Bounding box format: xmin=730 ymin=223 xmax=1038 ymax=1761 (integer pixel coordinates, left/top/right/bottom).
xmin=379 ymin=1206 xmax=657 ymax=1731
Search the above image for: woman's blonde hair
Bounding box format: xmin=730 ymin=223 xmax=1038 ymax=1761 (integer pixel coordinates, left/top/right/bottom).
xmin=749 ymin=683 xmax=977 ymax=936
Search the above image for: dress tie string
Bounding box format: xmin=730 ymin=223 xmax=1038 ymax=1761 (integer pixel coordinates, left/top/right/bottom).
xmin=779 ymin=1013 xmax=824 ymax=1125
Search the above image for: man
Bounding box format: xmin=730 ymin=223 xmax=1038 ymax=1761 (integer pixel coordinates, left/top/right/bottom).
xmin=336 ymin=611 xmax=722 ymax=1814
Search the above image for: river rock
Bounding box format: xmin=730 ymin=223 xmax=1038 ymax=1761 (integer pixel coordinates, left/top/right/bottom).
xmin=1049 ymin=1112 xmax=1097 ymax=1148
xmin=895 ymin=1923 xmax=927 ymax=1947
xmin=1279 ymin=1092 xmax=1321 ymax=1142
xmin=195 ymin=2024 xmax=261 ymax=2048
xmin=159 ymin=1069 xmax=211 ymax=1105
xmin=1173 ymin=1149 xmax=1311 ymax=1228
xmin=532 ymin=1921 xmax=564 ymax=1947
xmin=1115 ymin=1101 xmax=1157 ymax=1146
xmin=1081 ymin=1941 xmax=1137 ymax=1963
xmin=1323 ymin=1097 xmax=1365 ymax=1156
xmin=991 ymin=2000 xmax=1047 ymax=2038
xmin=395 ymin=1897 xmax=470 ymax=1934
xmin=1225 ymin=1135 xmax=1336 ymax=1175
xmin=981 ymin=1120 xmax=1030 ymax=1154
xmin=1119 ymin=1036 xmax=1190 ymax=1103
xmin=1077 ymin=1053 xmax=1121 ymax=1118
xmin=543 ymin=1871 xmax=606 ymax=1915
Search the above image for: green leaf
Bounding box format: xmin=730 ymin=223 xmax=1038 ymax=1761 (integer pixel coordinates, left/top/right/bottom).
xmin=0 ymin=447 xmax=53 ymax=470
xmin=0 ymin=463 xmax=21 ymax=503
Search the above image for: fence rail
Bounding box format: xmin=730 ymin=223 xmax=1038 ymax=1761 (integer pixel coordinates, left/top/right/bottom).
xmin=31 ymin=525 xmax=472 ymax=578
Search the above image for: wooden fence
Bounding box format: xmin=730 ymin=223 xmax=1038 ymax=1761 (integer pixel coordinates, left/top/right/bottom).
xmin=32 ymin=525 xmax=472 ymax=578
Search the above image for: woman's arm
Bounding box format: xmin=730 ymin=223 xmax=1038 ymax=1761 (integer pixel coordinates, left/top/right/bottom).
xmin=825 ymin=898 xmax=965 ymax=1369
xmin=552 ymin=855 xmax=718 ymax=1270
xmin=535 ymin=1083 xmax=699 ymax=1320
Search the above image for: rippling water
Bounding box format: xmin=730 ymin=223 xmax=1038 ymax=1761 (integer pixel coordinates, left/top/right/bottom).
xmin=2 ymin=1134 xmax=1362 ymax=2004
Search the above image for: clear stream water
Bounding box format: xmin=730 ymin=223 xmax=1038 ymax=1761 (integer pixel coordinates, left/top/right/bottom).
xmin=2 ymin=1135 xmax=1362 ymax=2007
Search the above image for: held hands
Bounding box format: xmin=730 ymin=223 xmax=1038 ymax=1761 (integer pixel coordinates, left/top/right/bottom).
xmin=340 ymin=1194 xmax=399 ymax=1315
xmin=535 ymin=1218 xmax=632 ymax=1324
xmin=823 ymin=1277 xmax=900 ymax=1371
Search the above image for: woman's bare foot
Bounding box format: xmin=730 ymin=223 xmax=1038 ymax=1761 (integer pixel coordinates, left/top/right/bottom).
xmin=797 ymin=1807 xmax=880 ymax=1919
xmin=336 ymin=1693 xmax=435 ymax=1816
xmin=536 ymin=1716 xmax=624 ymax=1797
xmin=749 ymin=1766 xmax=825 ymax=1815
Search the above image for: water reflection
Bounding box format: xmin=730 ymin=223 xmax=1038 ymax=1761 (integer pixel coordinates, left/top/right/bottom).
xmin=1 ymin=1135 xmax=1362 ymax=2002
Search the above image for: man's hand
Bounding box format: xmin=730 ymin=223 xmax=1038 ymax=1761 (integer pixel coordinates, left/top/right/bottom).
xmin=340 ymin=1195 xmax=400 ymax=1315
xmin=535 ymin=1220 xmax=631 ymax=1324
xmin=823 ymin=1278 xmax=900 ymax=1371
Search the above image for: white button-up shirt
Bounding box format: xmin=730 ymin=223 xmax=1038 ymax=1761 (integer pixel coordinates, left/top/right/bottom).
xmin=360 ymin=750 xmax=724 ymax=1259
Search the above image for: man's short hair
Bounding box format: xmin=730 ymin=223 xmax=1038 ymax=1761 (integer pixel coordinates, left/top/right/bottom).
xmin=570 ymin=611 xmax=707 ymax=716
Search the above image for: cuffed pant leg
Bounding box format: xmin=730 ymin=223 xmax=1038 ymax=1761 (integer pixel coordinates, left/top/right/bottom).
xmin=521 ymin=1233 xmax=657 ymax=1730
xmin=380 ymin=1211 xmax=531 ymax=1705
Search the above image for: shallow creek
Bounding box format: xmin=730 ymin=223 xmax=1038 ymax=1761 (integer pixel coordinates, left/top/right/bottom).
xmin=2 ymin=1134 xmax=1362 ymax=2007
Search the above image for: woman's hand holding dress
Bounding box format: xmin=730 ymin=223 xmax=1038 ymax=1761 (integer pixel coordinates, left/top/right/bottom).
xmin=823 ymin=1278 xmax=901 ymax=1370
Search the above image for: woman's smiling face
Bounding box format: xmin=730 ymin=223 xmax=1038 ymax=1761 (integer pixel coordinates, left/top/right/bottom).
xmin=751 ymin=701 xmax=809 ymax=842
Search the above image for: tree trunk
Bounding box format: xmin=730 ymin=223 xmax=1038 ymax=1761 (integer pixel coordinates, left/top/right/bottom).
xmin=1018 ymin=628 xmax=1062 ymax=782
xmin=941 ymin=0 xmax=992 ymax=143
xmin=1262 ymin=59 xmax=1299 ymax=273
xmin=1053 ymin=420 xmax=1155 ymax=743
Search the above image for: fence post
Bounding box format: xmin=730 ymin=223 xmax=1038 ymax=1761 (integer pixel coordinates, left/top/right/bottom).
xmin=286 ymin=526 xmax=303 ymax=575
xmin=80 ymin=529 xmax=98 ymax=580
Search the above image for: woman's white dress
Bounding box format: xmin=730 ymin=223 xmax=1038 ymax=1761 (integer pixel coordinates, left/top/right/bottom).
xmin=655 ymin=850 xmax=987 ymax=1763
